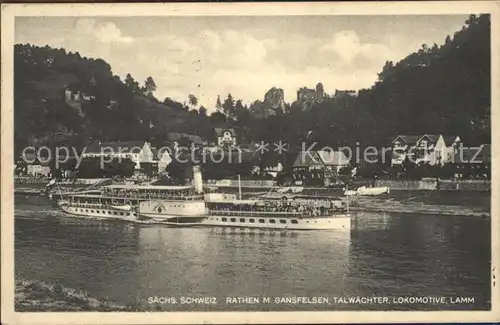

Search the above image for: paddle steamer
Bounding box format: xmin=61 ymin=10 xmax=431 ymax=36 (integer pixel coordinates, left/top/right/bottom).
xmin=202 ymin=196 xmax=351 ymax=230
xmin=57 ymin=167 xmax=206 ymax=223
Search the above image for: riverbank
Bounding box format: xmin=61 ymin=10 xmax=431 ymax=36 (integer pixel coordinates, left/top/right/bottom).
xmin=349 ymin=195 xmax=490 ymax=218
xmin=15 ymin=279 xmax=130 ymax=311
xmin=15 ymin=183 xmax=490 ymax=219
xmin=244 ymin=189 xmax=490 ymax=218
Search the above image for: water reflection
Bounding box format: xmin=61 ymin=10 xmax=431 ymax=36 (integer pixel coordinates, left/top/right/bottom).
xmin=347 ymin=212 xmax=490 ymax=310
xmin=14 ymin=195 xmax=490 ymax=311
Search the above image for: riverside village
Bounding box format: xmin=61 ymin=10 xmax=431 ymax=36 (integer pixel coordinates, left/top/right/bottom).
xmin=12 ymin=13 xmax=492 ymax=313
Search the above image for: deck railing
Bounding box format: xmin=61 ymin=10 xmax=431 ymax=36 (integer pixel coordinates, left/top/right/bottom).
xmin=208 ymin=209 xmax=347 ymax=218
xmin=72 ymin=193 xmax=204 ymax=201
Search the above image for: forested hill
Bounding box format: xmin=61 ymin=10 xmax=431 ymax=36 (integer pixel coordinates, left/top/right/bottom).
xmin=14 ymin=44 xmax=213 ymax=154
xmin=365 ymin=13 xmax=490 ymax=146
xmin=13 ymin=14 xmax=490 ymax=160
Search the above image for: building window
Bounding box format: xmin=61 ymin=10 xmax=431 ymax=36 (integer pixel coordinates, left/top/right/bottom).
xmin=259 ymin=219 xmax=265 ymax=223
xmin=291 ymin=220 xmax=298 ymax=224
xmin=280 ymin=220 xmax=287 ymax=224
xmin=230 ymin=218 xmax=236 ymax=222
xmin=270 ymin=219 xmax=276 ymax=224
xmin=249 ymin=219 xmax=255 ymax=223
xmin=239 ymin=218 xmax=246 ymax=223
xmin=221 ymin=217 xmax=227 ymax=222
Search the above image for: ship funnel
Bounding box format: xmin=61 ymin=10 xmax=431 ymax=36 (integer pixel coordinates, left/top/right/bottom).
xmin=192 ymin=165 xmax=203 ymax=193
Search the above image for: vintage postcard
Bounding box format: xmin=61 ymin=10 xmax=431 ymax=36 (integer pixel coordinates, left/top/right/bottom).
xmin=1 ymin=1 xmax=499 ymax=324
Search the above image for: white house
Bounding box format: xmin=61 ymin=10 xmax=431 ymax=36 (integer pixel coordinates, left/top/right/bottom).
xmin=27 ymin=164 xmax=51 ymax=177
xmin=155 ymin=149 xmax=173 ymax=174
xmin=252 ymin=162 xmax=284 ymax=178
xmin=391 ymin=134 xmax=461 ymax=166
xmin=292 ymin=150 xmax=350 ymax=186
xmin=215 ymin=128 xmax=237 ymax=147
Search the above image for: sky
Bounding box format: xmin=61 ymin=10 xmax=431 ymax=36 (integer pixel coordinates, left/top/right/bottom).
xmin=15 ymin=15 xmax=469 ymax=112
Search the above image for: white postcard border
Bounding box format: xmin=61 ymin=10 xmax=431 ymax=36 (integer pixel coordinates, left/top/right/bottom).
xmin=1 ymin=1 xmax=499 ymax=324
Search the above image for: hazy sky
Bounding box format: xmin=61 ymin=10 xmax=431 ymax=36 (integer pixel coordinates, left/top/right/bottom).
xmin=16 ymin=15 xmax=469 ymax=112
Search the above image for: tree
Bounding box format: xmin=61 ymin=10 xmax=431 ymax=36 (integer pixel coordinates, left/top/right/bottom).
xmin=143 ymin=76 xmax=156 ymax=97
xmin=163 ymin=97 xmax=185 ymax=111
xmin=124 ymin=73 xmax=141 ymax=95
xmin=188 ymin=94 xmax=198 ymax=107
xmin=12 ymin=15 xmax=492 ymax=175
xmin=199 ymin=105 xmax=207 ymax=117
xmin=215 ymin=95 xmax=222 ymax=112
xmin=209 ymin=111 xmax=227 ymax=126
xmin=445 ymin=35 xmax=452 ymax=45
xmin=222 ymin=93 xmax=235 ymax=117
xmin=13 ymin=43 xmax=221 ymax=153
xmin=377 ymin=61 xmax=394 ymax=82
xmin=166 ymin=159 xmax=191 ymax=184
xmin=234 ymin=99 xmax=245 ymax=116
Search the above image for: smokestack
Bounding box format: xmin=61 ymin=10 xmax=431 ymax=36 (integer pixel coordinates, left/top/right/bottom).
xmin=192 ymin=165 xmax=203 ymax=193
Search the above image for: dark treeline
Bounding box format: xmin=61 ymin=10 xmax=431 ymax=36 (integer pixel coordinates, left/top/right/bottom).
xmin=14 ymin=44 xmax=214 ymax=156
xmin=14 ymin=14 xmax=490 ymax=174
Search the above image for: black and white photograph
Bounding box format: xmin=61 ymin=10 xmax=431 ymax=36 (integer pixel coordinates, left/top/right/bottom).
xmin=1 ymin=2 xmax=499 ymax=324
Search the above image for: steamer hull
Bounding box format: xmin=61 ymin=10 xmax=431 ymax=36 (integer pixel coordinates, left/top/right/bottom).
xmin=57 ymin=183 xmax=206 ymax=224
xmin=136 ymin=200 xmax=206 ymax=222
xmin=203 ymin=198 xmax=351 ymax=231
xmin=201 ymin=214 xmax=351 ymax=230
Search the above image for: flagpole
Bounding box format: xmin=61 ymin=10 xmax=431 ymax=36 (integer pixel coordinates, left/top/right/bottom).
xmin=238 ymin=174 xmax=242 ymax=200
xmin=346 ymin=183 xmax=350 ymax=215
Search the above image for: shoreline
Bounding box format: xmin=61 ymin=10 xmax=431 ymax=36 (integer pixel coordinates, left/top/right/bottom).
xmin=15 ymin=184 xmax=490 ymax=219
xmin=347 ymin=195 xmax=490 ymax=218
xmin=349 ymin=206 xmax=489 ymax=218
xmin=15 ymin=279 xmax=131 ymax=312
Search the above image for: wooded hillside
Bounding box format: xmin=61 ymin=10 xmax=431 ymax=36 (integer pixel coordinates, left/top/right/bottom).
xmin=14 ymin=14 xmax=490 ymax=166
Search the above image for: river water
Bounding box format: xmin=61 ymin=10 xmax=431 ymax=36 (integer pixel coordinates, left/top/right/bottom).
xmin=14 ymin=195 xmax=491 ymax=311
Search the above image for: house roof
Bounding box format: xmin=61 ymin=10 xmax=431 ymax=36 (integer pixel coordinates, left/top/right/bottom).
xmin=152 ymin=148 xmax=172 ymax=161
xmin=394 ymin=134 xmax=460 ymax=147
xmin=393 ymin=135 xmax=420 ymax=145
xmin=293 ymin=151 xmax=323 ymax=168
xmin=317 ymin=150 xmax=350 ymax=166
xmin=443 ymin=135 xmax=460 ymax=146
xmin=215 ymin=128 xmax=236 ymax=137
xmin=293 ymin=150 xmax=349 ymax=167
xmin=418 ymin=134 xmax=461 ymax=146
xmin=418 ymin=134 xmax=441 ymax=144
